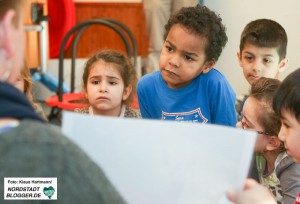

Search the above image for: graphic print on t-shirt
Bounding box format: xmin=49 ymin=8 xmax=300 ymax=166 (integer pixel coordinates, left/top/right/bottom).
xmin=162 ymin=108 xmax=208 ymax=123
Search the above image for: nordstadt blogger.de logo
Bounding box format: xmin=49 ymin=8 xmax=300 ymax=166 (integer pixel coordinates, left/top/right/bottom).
xmin=4 ymin=178 xmax=57 ymax=200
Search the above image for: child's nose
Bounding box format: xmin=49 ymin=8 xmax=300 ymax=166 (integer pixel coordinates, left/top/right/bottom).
xmin=278 ymin=125 xmax=286 ymax=142
xmin=169 ymin=55 xmax=180 ymax=68
xmin=252 ymin=60 xmax=262 ymax=73
xmin=99 ymin=83 xmax=108 ymax=92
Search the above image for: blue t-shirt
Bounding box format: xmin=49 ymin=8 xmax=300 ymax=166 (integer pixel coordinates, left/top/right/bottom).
xmin=137 ymin=69 xmax=237 ymax=127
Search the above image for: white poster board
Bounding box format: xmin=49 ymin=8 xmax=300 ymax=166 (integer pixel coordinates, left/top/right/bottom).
xmin=62 ymin=111 xmax=256 ymax=204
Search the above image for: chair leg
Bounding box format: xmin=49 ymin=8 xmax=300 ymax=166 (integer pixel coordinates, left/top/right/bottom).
xmin=47 ymin=107 xmax=62 ymax=125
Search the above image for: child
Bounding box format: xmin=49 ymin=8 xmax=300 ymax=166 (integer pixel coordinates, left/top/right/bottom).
xmin=75 ymin=50 xmax=141 ymax=118
xmin=239 ymin=77 xmax=300 ymax=204
xmin=14 ymin=63 xmax=48 ymax=121
xmin=137 ymin=5 xmax=236 ymax=126
xmin=142 ymin=0 xmax=198 ymax=72
xmin=227 ymin=68 xmax=300 ymax=204
xmin=236 ymin=19 xmax=289 ymax=182
xmin=236 ymin=19 xmax=288 ymax=117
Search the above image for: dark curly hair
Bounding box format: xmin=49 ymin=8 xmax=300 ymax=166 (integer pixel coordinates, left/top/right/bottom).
xmin=163 ymin=5 xmax=227 ymax=63
xmin=240 ymin=19 xmax=287 ymax=61
xmin=82 ymin=50 xmax=137 ymax=105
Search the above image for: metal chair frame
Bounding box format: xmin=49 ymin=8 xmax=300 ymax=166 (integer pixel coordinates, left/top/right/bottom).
xmin=47 ymin=18 xmax=138 ymax=121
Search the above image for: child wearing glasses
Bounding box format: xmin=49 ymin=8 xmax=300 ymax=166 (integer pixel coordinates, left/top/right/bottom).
xmin=227 ymin=68 xmax=300 ymax=204
xmin=238 ymin=77 xmax=300 ymax=204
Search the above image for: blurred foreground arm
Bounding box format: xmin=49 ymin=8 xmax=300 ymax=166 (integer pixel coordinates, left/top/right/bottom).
xmin=226 ymin=179 xmax=276 ymax=204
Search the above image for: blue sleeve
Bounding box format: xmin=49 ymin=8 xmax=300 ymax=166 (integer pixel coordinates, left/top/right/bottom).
xmin=137 ymin=77 xmax=151 ymax=119
xmin=209 ymin=76 xmax=237 ymax=127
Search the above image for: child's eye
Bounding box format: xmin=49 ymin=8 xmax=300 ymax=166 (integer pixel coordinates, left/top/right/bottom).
xmin=282 ymin=122 xmax=290 ymax=128
xmin=244 ymin=56 xmax=253 ymax=61
xmin=92 ymin=80 xmax=100 ymax=85
xmin=184 ymin=55 xmax=193 ymax=61
xmin=109 ymin=81 xmax=117 ymax=85
xmin=263 ymin=58 xmax=272 ymax=63
xmin=166 ymin=46 xmax=174 ymax=53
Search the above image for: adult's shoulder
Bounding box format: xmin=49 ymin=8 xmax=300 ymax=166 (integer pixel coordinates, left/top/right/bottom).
xmin=0 ymin=119 xmax=126 ymax=203
xmin=0 ymin=119 xmax=67 ymax=144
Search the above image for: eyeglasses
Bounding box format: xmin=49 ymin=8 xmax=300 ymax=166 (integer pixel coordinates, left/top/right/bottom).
xmin=240 ymin=112 xmax=271 ymax=135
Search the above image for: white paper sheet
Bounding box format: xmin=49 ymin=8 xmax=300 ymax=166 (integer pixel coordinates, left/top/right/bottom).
xmin=62 ymin=111 xmax=257 ymax=204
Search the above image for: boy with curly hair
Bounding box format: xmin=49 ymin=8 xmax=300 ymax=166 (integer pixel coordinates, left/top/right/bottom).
xmin=137 ymin=5 xmax=236 ymax=126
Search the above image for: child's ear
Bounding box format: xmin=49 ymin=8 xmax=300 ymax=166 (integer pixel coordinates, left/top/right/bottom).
xmin=266 ymin=136 xmax=281 ymax=151
xmin=278 ymin=58 xmax=289 ymax=73
xmin=122 ymin=84 xmax=132 ymax=101
xmin=202 ymin=60 xmax=216 ymax=74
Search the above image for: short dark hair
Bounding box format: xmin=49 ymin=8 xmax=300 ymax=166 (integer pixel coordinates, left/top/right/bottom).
xmin=250 ymin=77 xmax=282 ymax=137
xmin=163 ymin=5 xmax=227 ymax=63
xmin=240 ymin=19 xmax=287 ymax=61
xmin=273 ymin=68 xmax=300 ymax=121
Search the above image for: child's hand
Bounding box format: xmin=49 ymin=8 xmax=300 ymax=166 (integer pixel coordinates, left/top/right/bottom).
xmin=236 ymin=121 xmax=242 ymax=128
xmin=226 ymin=179 xmax=276 ymax=204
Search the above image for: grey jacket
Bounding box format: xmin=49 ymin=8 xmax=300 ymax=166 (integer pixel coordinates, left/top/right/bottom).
xmin=276 ymin=153 xmax=300 ymax=204
xmin=0 ymin=120 xmax=126 ymax=204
